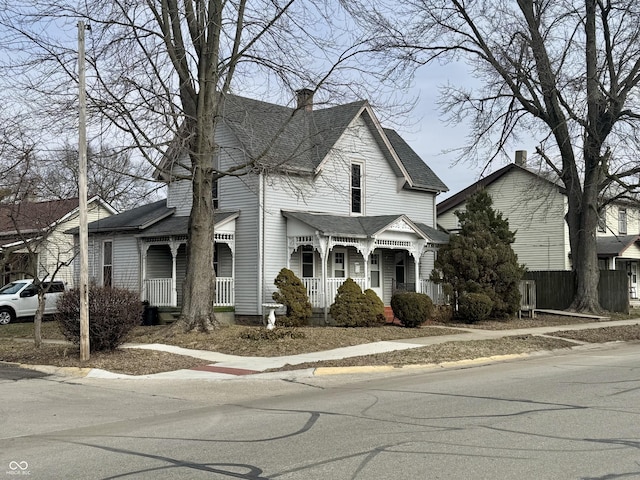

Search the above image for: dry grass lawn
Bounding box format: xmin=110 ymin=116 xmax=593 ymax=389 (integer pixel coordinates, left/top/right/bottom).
xmin=1 ymin=312 xmax=639 ymax=376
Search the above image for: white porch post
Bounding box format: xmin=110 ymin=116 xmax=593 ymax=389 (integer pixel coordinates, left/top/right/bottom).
xmin=410 ymin=240 xmax=426 ymax=293
xmin=170 ymin=241 xmax=179 ymax=307
xmin=141 ymin=243 xmax=150 ymax=301
xmin=317 ymin=235 xmax=330 ymax=323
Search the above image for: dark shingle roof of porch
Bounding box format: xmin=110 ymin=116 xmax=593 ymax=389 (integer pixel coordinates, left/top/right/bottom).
xmin=137 ymin=210 xmax=239 ymax=237
xmin=282 ymin=211 xmax=449 ymax=243
xmin=84 ymin=200 xmax=171 ymax=233
xmin=597 ymin=235 xmax=640 ymax=257
xmin=81 ymin=199 xmax=238 ymax=236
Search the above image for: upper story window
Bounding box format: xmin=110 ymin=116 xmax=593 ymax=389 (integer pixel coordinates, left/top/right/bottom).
xmin=351 ymin=163 xmax=363 ymax=214
xmin=597 ymin=209 xmax=606 ymax=233
xmin=212 ymin=179 xmax=219 ymax=209
xmin=618 ymin=208 xmax=627 ymax=234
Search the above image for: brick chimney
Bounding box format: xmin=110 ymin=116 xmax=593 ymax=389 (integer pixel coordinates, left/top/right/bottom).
xmin=296 ymin=88 xmax=314 ymax=112
xmin=515 ymin=150 xmax=527 ymax=166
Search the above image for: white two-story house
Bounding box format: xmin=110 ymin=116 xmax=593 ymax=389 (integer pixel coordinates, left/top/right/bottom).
xmin=82 ymin=90 xmax=449 ymax=322
xmin=437 ymin=151 xmax=640 ymax=301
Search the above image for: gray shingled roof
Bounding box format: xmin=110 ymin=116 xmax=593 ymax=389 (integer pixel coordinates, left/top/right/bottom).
xmin=83 ymin=200 xmax=171 ymax=234
xmin=383 ymin=129 xmax=448 ymax=192
xmin=137 ymin=210 xmax=239 ymax=237
xmin=217 ymin=94 xmax=447 ymax=192
xmin=597 ymin=235 xmax=640 ymax=257
xmin=82 ymin=199 xmax=239 ymax=237
xmin=220 ymin=94 xmax=366 ymax=173
xmin=283 ymin=211 xmax=448 ymax=243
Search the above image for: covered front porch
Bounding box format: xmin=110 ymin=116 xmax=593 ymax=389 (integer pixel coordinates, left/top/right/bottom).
xmin=597 ymin=235 xmax=640 ymax=307
xmin=139 ymin=212 xmax=238 ymax=308
xmin=283 ymin=211 xmax=449 ymax=312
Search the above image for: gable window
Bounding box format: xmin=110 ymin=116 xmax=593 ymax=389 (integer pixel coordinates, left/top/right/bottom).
xmin=619 ymin=208 xmax=627 ymax=234
xmin=301 ymin=245 xmax=314 ymax=278
xmin=351 ymin=163 xmax=362 ymax=214
xmin=103 ymin=240 xmax=113 ymax=287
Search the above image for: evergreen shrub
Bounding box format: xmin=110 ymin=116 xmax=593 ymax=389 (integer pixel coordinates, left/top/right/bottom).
xmin=272 ymin=268 xmax=312 ymax=327
xmin=330 ymin=278 xmax=382 ymax=327
xmin=458 ymin=292 xmax=493 ymax=323
xmin=390 ymin=292 xmax=434 ymax=328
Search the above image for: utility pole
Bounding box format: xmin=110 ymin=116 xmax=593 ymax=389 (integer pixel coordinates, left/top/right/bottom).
xmin=78 ymin=21 xmax=90 ymax=361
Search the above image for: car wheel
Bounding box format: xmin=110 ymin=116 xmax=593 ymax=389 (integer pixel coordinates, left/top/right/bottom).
xmin=0 ymin=308 xmax=14 ymax=325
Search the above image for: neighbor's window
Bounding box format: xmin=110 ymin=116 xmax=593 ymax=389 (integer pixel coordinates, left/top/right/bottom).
xmin=618 ymin=208 xmax=627 ymax=234
xmin=351 ymin=163 xmax=362 ymax=214
xmin=597 ymin=209 xmax=606 ymax=233
xmin=103 ymin=240 xmax=113 ymax=287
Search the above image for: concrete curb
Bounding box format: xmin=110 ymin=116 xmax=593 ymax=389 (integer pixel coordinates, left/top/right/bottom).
xmin=313 ymin=353 xmax=529 ymax=375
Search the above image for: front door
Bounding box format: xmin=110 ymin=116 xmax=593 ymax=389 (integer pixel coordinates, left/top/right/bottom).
xmin=631 ymin=263 xmax=638 ymax=299
xmin=369 ymin=251 xmax=383 ymax=299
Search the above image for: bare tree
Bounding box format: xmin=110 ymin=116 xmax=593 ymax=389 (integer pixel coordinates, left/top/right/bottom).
xmin=347 ymin=0 xmax=640 ymax=312
xmin=0 ymin=1 xmax=392 ymax=331
xmin=31 ymin=143 xmax=158 ymax=211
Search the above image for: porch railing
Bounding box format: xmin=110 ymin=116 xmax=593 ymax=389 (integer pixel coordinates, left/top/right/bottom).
xmin=420 ymin=279 xmax=449 ymax=305
xmin=302 ymin=277 xmax=367 ymax=308
xmin=143 ymin=277 xmax=234 ymax=307
xmin=144 ymin=279 xmax=174 ymax=307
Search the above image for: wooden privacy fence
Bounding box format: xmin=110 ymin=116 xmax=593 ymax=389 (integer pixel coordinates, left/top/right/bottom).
xmin=523 ymin=270 xmax=628 ymax=313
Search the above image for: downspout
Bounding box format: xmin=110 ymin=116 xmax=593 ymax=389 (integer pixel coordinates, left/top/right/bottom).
xmin=259 ymin=173 xmax=265 ymax=317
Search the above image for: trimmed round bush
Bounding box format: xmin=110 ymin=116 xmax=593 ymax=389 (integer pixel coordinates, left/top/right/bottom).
xmin=364 ymin=289 xmax=387 ymax=326
xmin=330 ymin=278 xmax=381 ymax=327
xmin=272 ymin=268 xmax=312 ymax=327
xmin=390 ymin=292 xmax=434 ymax=328
xmin=458 ymin=292 xmax=493 ymax=323
xmin=56 ymin=286 xmax=143 ymax=352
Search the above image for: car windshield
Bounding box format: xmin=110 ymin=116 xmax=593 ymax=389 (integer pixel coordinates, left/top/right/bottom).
xmin=0 ymin=282 xmax=28 ymax=295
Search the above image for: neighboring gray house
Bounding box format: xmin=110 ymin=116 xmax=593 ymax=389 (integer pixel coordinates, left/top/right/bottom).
xmin=437 ymin=151 xmax=640 ymax=302
xmin=83 ymin=91 xmax=449 ymax=322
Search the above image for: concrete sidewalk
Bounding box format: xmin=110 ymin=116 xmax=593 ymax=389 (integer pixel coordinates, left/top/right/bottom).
xmin=81 ymin=318 xmax=640 ymax=380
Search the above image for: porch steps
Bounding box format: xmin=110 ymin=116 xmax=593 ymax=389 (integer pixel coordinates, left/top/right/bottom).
xmin=384 ymin=306 xmax=396 ymax=324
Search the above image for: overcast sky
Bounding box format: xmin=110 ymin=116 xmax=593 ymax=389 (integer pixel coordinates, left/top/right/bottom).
xmin=396 ymin=63 xmax=534 ymax=202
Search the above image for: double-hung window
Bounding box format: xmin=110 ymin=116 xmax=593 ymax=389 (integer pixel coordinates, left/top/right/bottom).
xmin=103 ymin=240 xmax=113 ymax=287
xmin=619 ymin=208 xmax=627 ymax=234
xmin=351 ymin=163 xmax=363 ymax=214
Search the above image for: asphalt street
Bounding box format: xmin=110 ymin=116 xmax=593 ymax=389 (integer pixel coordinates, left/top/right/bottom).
xmin=2 ymin=342 xmax=640 ymax=479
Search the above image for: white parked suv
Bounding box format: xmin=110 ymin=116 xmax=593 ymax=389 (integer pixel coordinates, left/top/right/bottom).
xmin=0 ymin=279 xmax=67 ymax=325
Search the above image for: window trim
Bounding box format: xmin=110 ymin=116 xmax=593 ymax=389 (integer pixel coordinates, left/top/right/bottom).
xmin=301 ymin=245 xmax=315 ymax=278
xmin=103 ymin=240 xmax=113 ymax=287
xmin=618 ymin=207 xmax=627 ymax=235
xmin=350 ymin=162 xmax=364 ymax=215
xmin=333 ymin=248 xmax=347 ymax=278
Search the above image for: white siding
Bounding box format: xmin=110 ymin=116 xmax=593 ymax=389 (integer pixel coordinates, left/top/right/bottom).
xmin=40 ymin=202 xmax=113 ymax=287
xmin=439 ymin=169 xmax=570 ymax=271
xmin=217 ymin=126 xmax=261 ymax=315
xmin=261 ymin=114 xmax=437 ymax=227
